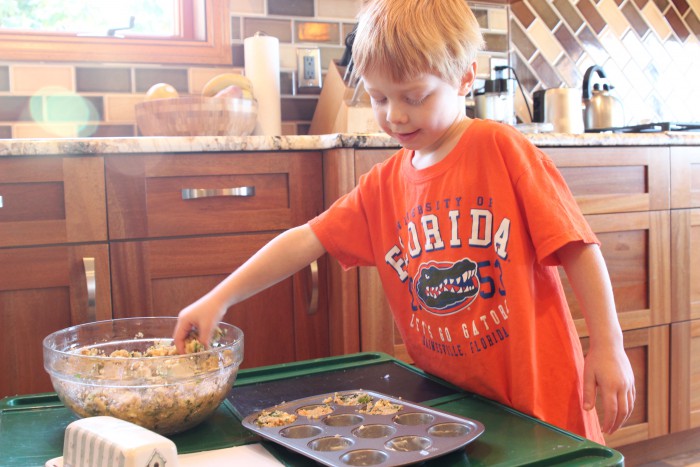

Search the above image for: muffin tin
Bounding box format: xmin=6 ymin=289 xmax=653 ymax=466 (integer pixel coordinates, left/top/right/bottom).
xmin=242 ymin=389 xmax=485 ymax=466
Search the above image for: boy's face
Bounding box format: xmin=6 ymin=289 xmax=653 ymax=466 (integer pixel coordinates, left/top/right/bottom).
xmin=362 ymin=65 xmax=475 ymax=153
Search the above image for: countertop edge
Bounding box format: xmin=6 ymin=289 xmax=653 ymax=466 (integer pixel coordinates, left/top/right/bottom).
xmin=1 ymin=131 xmax=699 ymax=157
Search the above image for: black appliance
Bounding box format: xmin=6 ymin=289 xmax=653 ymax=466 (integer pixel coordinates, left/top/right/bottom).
xmin=585 ymin=122 xmax=700 ymax=133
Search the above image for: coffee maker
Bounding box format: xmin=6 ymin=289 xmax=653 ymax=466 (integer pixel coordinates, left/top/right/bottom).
xmin=474 ymin=66 xmax=516 ymax=125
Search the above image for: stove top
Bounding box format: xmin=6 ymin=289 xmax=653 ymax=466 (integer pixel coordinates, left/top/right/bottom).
xmin=585 ymin=122 xmax=700 ymax=133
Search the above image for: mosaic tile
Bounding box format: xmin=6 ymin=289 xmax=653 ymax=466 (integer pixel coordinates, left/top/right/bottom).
xmin=621 ymin=2 xmax=651 ymax=37
xmin=281 ymin=97 xmax=317 ymax=120
xmin=554 ymin=53 xmax=581 ymax=87
xmin=686 ymin=10 xmax=700 ymax=35
xmin=576 ymin=0 xmax=608 ymax=34
xmin=531 ymin=52 xmax=563 ymax=88
xmin=598 ymin=0 xmax=632 ymax=37
xmin=672 ymin=0 xmax=690 ymax=14
xmin=0 ymin=66 xmax=10 ymax=92
xmin=13 ymin=123 xmax=76 ymax=139
xmin=633 ymin=0 xmax=649 ymax=8
xmin=11 ymin=65 xmax=73 ymax=94
xmin=230 ymin=0 xmax=264 ymax=15
xmin=269 ymin=0 xmax=314 ymax=17
xmin=317 ymin=0 xmax=362 ymax=19
xmin=476 ymin=55 xmax=493 ymax=79
xmin=596 ymin=59 xmax=632 ymax=101
xmin=511 ymin=1 xmax=536 ymax=28
xmin=578 ymin=25 xmax=610 ymax=64
xmin=488 ymin=8 xmax=509 ymax=32
xmin=320 ymin=46 xmax=345 ymax=69
xmin=105 ymin=95 xmax=144 ymax=122
xmin=653 ymin=0 xmax=670 ymax=11
xmin=232 ymin=17 xmax=242 ymax=41
xmin=134 ymin=68 xmax=188 ymax=93
xmin=553 ymin=0 xmax=585 ymax=33
xmin=511 ymin=52 xmax=540 ymax=93
xmin=46 ymin=96 xmax=103 ymax=122
xmin=295 ymin=21 xmax=340 ymax=44
xmin=511 ymin=19 xmax=538 ymax=60
xmin=642 ymin=33 xmax=672 ymax=69
xmin=0 ymin=96 xmax=35 ymax=121
xmin=554 ymin=23 xmax=586 ymax=62
xmin=0 ymin=126 xmax=11 ymax=138
xmin=279 ymin=44 xmax=298 ymax=70
xmin=232 ymin=44 xmax=245 ymax=67
xmin=527 ymin=19 xmax=565 ymax=63
xmin=80 ymin=124 xmax=135 ymax=138
xmin=483 ymin=32 xmax=509 ymax=52
xmin=641 ymin=2 xmax=674 ymax=39
xmin=243 ymin=18 xmax=292 ymax=42
xmin=599 ymin=30 xmax=631 ymax=69
xmin=665 ymin=7 xmax=692 ymax=39
xmin=529 ymin=0 xmax=562 ymax=30
xmin=76 ymin=67 xmax=131 ymax=93
xmin=622 ymin=59 xmax=653 ymax=96
xmin=622 ymin=29 xmax=653 ymax=67
xmin=474 ymin=9 xmax=489 ymax=29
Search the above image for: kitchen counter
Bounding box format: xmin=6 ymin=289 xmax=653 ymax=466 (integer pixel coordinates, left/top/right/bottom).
xmin=0 ymin=130 xmax=699 ymax=157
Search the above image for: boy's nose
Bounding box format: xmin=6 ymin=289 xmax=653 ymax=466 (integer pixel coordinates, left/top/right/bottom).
xmin=386 ymin=103 xmax=408 ymax=124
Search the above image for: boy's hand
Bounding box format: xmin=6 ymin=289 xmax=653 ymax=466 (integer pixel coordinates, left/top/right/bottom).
xmin=583 ymin=344 xmax=636 ymax=434
xmin=173 ymin=293 xmax=227 ymax=354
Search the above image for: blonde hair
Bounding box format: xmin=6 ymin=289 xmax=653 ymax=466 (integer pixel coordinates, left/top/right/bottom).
xmin=352 ymin=0 xmax=484 ymax=86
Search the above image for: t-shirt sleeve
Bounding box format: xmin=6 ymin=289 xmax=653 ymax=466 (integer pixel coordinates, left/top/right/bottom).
xmin=506 ymin=139 xmax=599 ymax=266
xmin=308 ymin=174 xmax=377 ymax=270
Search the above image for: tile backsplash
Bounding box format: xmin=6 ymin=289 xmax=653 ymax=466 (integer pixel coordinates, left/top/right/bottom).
xmin=0 ymin=0 xmax=697 ymax=139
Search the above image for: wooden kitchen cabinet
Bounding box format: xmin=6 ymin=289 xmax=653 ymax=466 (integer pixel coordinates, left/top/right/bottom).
xmin=670 ymin=319 xmax=700 ymax=432
xmin=106 ymin=152 xmax=329 ymax=368
xmin=0 ymin=157 xmax=111 ymax=398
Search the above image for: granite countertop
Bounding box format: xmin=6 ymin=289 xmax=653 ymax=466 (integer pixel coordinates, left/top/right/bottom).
xmin=0 ymin=131 xmax=699 ymax=157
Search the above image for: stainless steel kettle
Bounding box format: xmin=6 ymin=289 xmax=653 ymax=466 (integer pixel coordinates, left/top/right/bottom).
xmin=582 ymin=65 xmax=624 ymax=130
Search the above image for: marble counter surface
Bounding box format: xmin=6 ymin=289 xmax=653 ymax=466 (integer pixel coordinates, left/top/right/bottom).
xmin=0 ymin=130 xmax=699 ymax=157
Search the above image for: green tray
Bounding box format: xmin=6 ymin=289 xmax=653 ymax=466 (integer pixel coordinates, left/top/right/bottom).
xmin=0 ymin=352 xmax=624 ymax=467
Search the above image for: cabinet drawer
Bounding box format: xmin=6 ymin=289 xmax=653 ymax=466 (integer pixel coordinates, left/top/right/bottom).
xmin=544 ymin=147 xmax=670 ymax=214
xmin=106 ymin=152 xmax=322 ymax=239
xmin=0 ymin=157 xmax=107 ymax=247
xmin=560 ymin=210 xmax=671 ymax=335
xmin=670 ymin=146 xmax=700 ymax=209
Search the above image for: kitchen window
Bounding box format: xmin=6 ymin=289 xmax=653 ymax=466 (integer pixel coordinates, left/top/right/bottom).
xmin=0 ymin=0 xmax=231 ymax=65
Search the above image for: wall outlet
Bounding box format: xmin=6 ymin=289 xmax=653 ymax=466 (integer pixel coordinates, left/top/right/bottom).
xmin=297 ymin=48 xmax=322 ymax=89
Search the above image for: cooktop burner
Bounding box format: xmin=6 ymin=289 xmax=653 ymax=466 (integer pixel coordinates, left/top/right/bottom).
xmin=586 ymin=122 xmax=700 ymax=133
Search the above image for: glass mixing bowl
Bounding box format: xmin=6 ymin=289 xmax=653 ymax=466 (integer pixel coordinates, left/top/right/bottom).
xmin=43 ymin=317 xmax=243 ymax=435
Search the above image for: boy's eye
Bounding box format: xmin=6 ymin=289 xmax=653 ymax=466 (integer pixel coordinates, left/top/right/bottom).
xmin=406 ymin=95 xmax=427 ymax=105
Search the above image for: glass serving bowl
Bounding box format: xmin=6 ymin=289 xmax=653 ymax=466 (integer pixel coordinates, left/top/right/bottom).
xmin=43 ymin=317 xmax=243 ymax=435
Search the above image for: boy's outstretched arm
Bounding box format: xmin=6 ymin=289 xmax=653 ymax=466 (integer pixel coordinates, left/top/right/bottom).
xmin=173 ymin=224 xmax=326 ymax=353
xmin=557 ymin=241 xmax=636 ymax=435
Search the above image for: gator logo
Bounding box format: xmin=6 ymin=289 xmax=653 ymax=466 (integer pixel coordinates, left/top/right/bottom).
xmin=414 ymin=259 xmax=479 ymax=314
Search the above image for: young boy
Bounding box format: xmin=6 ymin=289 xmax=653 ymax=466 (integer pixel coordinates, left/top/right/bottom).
xmin=174 ymin=0 xmax=635 ymax=444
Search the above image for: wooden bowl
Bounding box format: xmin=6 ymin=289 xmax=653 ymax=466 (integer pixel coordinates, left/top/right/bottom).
xmin=135 ymin=96 xmax=257 ymax=137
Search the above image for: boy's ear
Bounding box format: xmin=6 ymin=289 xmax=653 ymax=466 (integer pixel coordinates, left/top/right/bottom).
xmin=458 ymin=62 xmax=477 ymax=96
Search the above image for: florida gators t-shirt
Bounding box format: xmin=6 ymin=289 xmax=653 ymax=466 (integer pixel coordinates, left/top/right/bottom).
xmin=309 ymin=118 xmax=604 ymax=443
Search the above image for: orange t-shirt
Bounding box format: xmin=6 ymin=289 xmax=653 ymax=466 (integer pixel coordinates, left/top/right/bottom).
xmin=309 ymin=119 xmax=604 ymax=443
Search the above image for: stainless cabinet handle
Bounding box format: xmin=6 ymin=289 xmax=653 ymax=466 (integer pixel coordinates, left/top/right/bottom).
xmin=83 ymin=257 xmax=96 ymax=322
xmin=0 ymin=195 xmax=3 ymax=208
xmin=307 ymin=260 xmax=318 ymax=315
xmin=182 ymin=187 xmax=255 ymax=200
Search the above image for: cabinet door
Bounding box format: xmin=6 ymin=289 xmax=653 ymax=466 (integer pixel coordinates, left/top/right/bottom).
xmin=0 ymin=157 xmax=107 ymax=247
xmin=582 ymin=325 xmax=670 ymax=447
xmin=106 ymin=152 xmax=322 ymax=239
xmin=670 ymin=319 xmax=700 ymax=432
xmin=560 ymin=211 xmax=672 ymax=336
xmin=0 ymin=244 xmax=111 ymax=398
xmin=671 ymin=209 xmax=700 ymax=322
xmin=544 ymin=146 xmax=670 ymax=214
xmin=110 ymin=234 xmax=329 ymax=369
